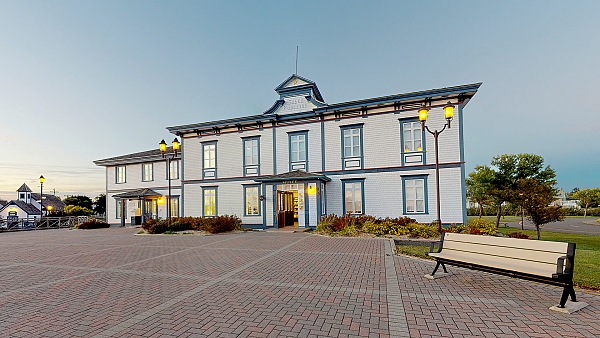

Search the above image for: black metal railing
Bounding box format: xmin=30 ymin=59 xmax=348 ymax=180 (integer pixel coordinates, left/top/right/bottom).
xmin=0 ymin=216 xmax=92 ymax=232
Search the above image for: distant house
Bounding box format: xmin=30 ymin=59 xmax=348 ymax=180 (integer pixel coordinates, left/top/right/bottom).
xmin=0 ymin=183 xmax=65 ymax=220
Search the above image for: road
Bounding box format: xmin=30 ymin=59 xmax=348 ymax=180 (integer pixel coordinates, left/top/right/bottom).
xmin=504 ymin=217 xmax=600 ymax=235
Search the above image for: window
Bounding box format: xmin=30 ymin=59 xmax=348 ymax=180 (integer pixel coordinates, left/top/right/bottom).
xmin=401 ymin=120 xmax=425 ymax=165
xmin=169 ymin=197 xmax=179 ymax=217
xmin=244 ymin=185 xmax=260 ymax=216
xmin=169 ymin=160 xmax=179 ymax=180
xmin=142 ymin=163 xmax=153 ymax=182
xmin=320 ymin=182 xmax=327 ymax=215
xmin=116 ymin=199 xmax=126 ymax=218
xmin=343 ymin=180 xmax=364 ymax=214
xmin=202 ymin=142 xmax=216 ymax=178
xmin=289 ymin=131 xmax=308 ymax=171
xmin=403 ymin=176 xmax=428 ymax=214
xmin=203 ymin=188 xmax=217 ymax=216
xmin=19 ymin=193 xmax=25 ymax=199
xmin=341 ymin=125 xmax=363 ymax=169
xmin=116 ymin=166 xmax=126 ymax=183
xmin=243 ymin=137 xmax=260 ymax=176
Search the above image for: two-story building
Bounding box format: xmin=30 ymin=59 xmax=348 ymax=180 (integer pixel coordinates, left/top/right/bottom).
xmin=94 ymin=148 xmax=181 ymax=226
xmin=96 ymin=75 xmax=481 ymax=228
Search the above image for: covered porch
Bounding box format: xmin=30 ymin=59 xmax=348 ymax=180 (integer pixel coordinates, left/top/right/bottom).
xmin=113 ymin=188 xmax=163 ymax=226
xmin=255 ymin=170 xmax=330 ymax=229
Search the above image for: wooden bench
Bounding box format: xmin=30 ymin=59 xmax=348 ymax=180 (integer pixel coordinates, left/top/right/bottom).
xmin=426 ymin=233 xmax=577 ymax=308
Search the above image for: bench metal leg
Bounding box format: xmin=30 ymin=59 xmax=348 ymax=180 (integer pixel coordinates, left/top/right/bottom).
xmin=559 ymin=284 xmax=577 ymax=308
xmin=430 ymin=261 xmax=447 ymax=276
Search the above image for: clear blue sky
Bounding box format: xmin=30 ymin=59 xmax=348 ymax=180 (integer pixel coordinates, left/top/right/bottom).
xmin=1 ymin=1 xmax=599 ymax=201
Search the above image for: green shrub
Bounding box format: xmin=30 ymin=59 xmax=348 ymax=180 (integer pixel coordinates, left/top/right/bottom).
xmin=406 ymin=223 xmax=439 ymax=238
xmin=445 ymin=223 xmax=466 ymax=233
xmin=142 ymin=218 xmax=169 ymax=234
xmin=363 ymin=220 xmax=388 ymax=236
xmin=316 ymin=215 xmax=336 ymax=233
xmin=142 ymin=216 xmax=241 ymax=234
xmin=467 ymin=218 xmax=496 ymax=235
xmin=337 ymin=225 xmax=360 ymax=237
xmin=75 ymin=219 xmax=110 ymax=229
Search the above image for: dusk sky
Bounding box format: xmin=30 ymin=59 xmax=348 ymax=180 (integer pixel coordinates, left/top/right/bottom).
xmin=1 ymin=1 xmax=599 ymax=201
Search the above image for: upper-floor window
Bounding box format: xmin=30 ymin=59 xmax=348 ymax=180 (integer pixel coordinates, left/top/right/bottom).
xmin=401 ymin=120 xmax=425 ymax=165
xmin=289 ymin=131 xmax=307 ymax=171
xmin=243 ymin=137 xmax=260 ymax=176
xmin=116 ymin=166 xmax=126 ymax=183
xmin=203 ymin=142 xmax=216 ymax=179
xmin=142 ymin=163 xmax=153 ymax=182
xmin=169 ymin=160 xmax=179 ymax=180
xmin=402 ymin=175 xmax=428 ymax=214
xmin=343 ymin=180 xmax=364 ymax=214
xmin=341 ymin=125 xmax=363 ymax=169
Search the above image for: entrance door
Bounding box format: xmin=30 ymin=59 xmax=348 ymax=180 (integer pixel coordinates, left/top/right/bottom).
xmin=276 ymin=191 xmax=295 ymax=228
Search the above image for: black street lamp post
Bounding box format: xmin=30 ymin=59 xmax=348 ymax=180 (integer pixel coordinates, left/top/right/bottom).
xmin=159 ymin=138 xmax=180 ymax=227
xmin=419 ymin=102 xmax=455 ymax=235
xmin=39 ymin=175 xmax=45 ymax=219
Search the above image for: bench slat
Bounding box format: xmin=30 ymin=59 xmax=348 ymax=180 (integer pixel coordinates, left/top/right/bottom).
xmin=442 ymin=241 xmax=565 ymax=265
xmin=443 ymin=233 xmax=568 ymax=253
xmin=429 ymin=250 xmax=559 ymax=278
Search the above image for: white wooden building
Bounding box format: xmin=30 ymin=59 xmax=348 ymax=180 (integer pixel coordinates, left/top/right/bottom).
xmin=96 ymin=75 xmax=481 ymax=228
xmin=94 ymin=148 xmax=181 ymax=226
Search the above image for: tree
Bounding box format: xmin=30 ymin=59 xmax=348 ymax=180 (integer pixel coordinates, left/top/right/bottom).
xmin=517 ymin=178 xmax=565 ymax=240
xmin=63 ymin=195 xmax=93 ymax=210
xmin=487 ymin=154 xmax=556 ymax=228
xmin=64 ymin=205 xmax=93 ymax=216
xmin=571 ymin=188 xmax=600 ymax=217
xmin=93 ymin=194 xmax=106 ymax=215
xmin=466 ymin=166 xmax=495 ymax=218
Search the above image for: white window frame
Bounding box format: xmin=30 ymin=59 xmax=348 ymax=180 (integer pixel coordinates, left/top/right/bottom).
xmin=202 ymin=142 xmax=216 ymax=179
xmin=116 ymin=166 xmax=126 ymax=184
xmin=244 ymin=185 xmax=260 ymax=216
xmin=169 ymin=160 xmax=179 ymax=180
xmin=203 ymin=188 xmax=217 ymax=217
xmin=142 ymin=163 xmax=153 ymax=182
xmin=403 ymin=177 xmax=427 ymax=214
xmin=343 ymin=180 xmax=364 ymax=215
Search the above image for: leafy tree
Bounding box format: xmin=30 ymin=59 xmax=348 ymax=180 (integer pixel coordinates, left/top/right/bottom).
xmin=571 ymin=188 xmax=600 ymax=217
xmin=93 ymin=194 xmax=106 ymax=215
xmin=466 ymin=166 xmax=495 ymax=218
xmin=64 ymin=205 xmax=94 ymax=216
xmin=63 ymin=195 xmax=93 ymax=210
xmin=487 ymin=154 xmax=556 ymax=228
xmin=517 ymin=178 xmax=565 ymax=240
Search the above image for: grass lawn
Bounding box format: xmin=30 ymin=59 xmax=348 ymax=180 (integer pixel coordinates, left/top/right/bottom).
xmin=396 ymin=226 xmax=600 ymax=290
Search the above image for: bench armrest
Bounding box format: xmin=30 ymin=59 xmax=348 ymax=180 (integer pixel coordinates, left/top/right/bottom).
xmin=428 ymin=241 xmax=443 ymax=254
xmin=553 ymin=256 xmax=566 ymax=278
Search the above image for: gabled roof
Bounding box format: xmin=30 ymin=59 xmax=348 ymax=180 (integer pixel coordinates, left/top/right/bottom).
xmin=17 ymin=183 xmax=32 ymax=192
xmin=254 ymin=170 xmax=331 ymax=182
xmin=30 ymin=194 xmax=66 ymax=211
xmin=0 ymin=200 xmax=41 ymax=215
xmin=94 ymin=147 xmax=180 ymax=166
xmin=112 ymin=188 xmax=163 ymax=199
xmin=274 ymin=74 xmax=325 ymax=102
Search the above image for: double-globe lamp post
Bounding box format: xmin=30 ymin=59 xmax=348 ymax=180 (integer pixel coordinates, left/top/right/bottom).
xmin=39 ymin=175 xmax=45 ymax=218
xmin=159 ymin=138 xmax=180 ymax=227
xmin=418 ymin=102 xmax=454 ymax=235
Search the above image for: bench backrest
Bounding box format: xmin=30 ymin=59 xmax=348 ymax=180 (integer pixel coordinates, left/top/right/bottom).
xmin=440 ymin=233 xmax=574 ymax=278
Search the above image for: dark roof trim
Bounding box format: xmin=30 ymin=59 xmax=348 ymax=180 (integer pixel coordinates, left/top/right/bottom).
xmin=94 ymin=147 xmax=180 ymax=166
xmin=313 ymin=82 xmax=482 ymax=113
xmin=254 ymin=170 xmax=331 ymax=183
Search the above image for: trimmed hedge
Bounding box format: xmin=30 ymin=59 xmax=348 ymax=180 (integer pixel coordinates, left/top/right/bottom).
xmin=315 ymin=214 xmax=440 ymax=238
xmin=142 ymin=215 xmax=242 ymax=234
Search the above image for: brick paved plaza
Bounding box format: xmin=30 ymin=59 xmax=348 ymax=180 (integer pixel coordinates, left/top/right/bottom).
xmin=0 ymin=228 xmax=598 ymax=337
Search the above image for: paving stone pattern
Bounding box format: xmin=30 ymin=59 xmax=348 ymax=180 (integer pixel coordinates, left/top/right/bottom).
xmin=0 ymin=229 xmax=598 ymax=337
